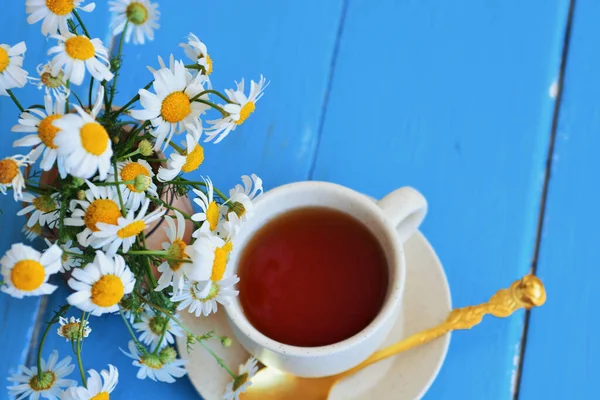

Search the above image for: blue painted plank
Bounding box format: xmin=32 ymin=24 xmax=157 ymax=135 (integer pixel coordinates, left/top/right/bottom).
xmin=12 ymin=0 xmax=345 ymax=398
xmin=311 ymin=1 xmax=570 ymax=398
xmin=519 ymin=1 xmax=600 ymax=398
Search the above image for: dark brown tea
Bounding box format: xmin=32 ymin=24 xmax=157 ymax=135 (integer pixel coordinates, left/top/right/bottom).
xmin=238 ymin=207 xmax=389 ymax=347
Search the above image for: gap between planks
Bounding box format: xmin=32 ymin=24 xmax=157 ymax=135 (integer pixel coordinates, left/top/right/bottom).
xmin=512 ymin=0 xmax=577 ymax=398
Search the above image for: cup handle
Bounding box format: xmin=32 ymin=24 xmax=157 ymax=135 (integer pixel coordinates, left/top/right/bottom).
xmin=377 ymin=187 xmax=428 ymax=244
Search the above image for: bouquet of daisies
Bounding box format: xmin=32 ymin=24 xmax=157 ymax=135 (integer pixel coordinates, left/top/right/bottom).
xmin=1 ymin=1 xmax=266 ymax=399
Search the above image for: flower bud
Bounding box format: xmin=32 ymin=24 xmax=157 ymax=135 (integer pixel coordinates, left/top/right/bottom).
xmin=76 ymin=190 xmax=86 ymax=200
xmin=71 ymin=177 xmax=85 ymax=187
xmin=134 ymin=174 xmax=152 ymax=192
xmin=220 ymin=337 xmax=232 ymax=347
xmin=138 ymin=139 xmax=154 ymax=157
xmin=159 ymin=346 xmax=177 ymax=364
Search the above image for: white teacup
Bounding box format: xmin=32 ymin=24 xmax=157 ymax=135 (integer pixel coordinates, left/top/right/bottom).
xmin=224 ymin=181 xmax=427 ymax=378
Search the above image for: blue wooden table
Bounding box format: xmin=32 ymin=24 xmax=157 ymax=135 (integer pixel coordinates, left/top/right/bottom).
xmin=0 ymin=1 xmax=592 ymax=398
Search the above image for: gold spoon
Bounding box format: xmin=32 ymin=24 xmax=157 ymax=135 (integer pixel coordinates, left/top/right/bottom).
xmin=241 ymin=274 xmax=546 ymax=400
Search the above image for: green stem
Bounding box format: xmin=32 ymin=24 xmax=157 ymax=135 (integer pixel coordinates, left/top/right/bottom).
xmin=194 ymin=99 xmax=228 ymax=116
xmin=190 ymin=89 xmax=232 ymax=104
xmin=73 ymin=10 xmax=90 ymax=37
xmin=75 ymin=311 xmax=87 ymax=386
xmin=25 ymin=184 xmax=47 ymax=195
xmin=115 ymin=80 xmax=153 ymax=116
xmin=58 ymin=194 xmax=67 ymax=244
xmin=112 ymin=162 xmax=126 ymax=215
xmin=119 ymin=149 xmax=140 ymax=160
xmin=94 ymin=179 xmax=135 ymax=187
xmin=177 ymin=180 xmax=228 ymax=201
xmin=37 ymin=305 xmax=70 ymax=379
xmin=6 ymin=89 xmax=24 ymax=112
xmin=88 ymin=77 xmax=95 ymax=109
xmin=65 ymin=81 xmax=70 ymax=113
xmin=152 ymin=318 xmax=169 ymax=355
xmin=70 ymin=90 xmax=85 ymax=109
xmin=148 ymin=196 xmax=193 ymax=220
xmin=119 ymin=307 xmax=144 ymax=349
xmin=168 ymin=141 xmax=185 ymax=155
xmin=198 ymin=340 xmax=237 ymax=378
xmin=109 ymin=20 xmax=129 ymax=108
xmin=126 ymin=250 xmax=168 ymax=256
xmin=140 ymin=232 xmax=159 ymax=288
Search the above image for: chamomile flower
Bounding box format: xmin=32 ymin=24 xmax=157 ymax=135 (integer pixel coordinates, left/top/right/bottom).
xmin=133 ymin=307 xmax=184 ymax=348
xmin=155 ymin=211 xmax=188 ymax=292
xmin=0 ymin=153 xmax=34 ymax=200
xmin=67 ymin=251 xmax=135 ymax=316
xmin=28 ymin=62 xmax=70 ymax=99
xmin=64 ymin=180 xmax=122 ymax=247
xmin=18 ymin=193 xmax=61 ymax=229
xmin=26 ymin=0 xmax=95 ymax=36
xmin=223 ymin=358 xmax=258 ymax=400
xmin=109 ymin=0 xmax=160 ymax=45
xmin=190 ymin=177 xmax=222 ymax=236
xmin=0 ymin=42 xmax=28 ymax=96
xmin=172 ymin=275 xmax=239 ymax=317
xmin=60 ymin=365 xmax=118 ymax=400
xmin=0 ymin=243 xmax=62 ymax=298
xmin=7 ymin=350 xmax=75 ymax=400
xmin=22 ymin=222 xmax=43 ymax=242
xmin=13 ymin=94 xmax=67 ymax=173
xmin=205 ymin=75 xmax=268 ymax=143
xmin=184 ymin=233 xmax=233 ymax=283
xmin=157 ymin=133 xmax=204 ymax=182
xmin=56 ymin=316 xmax=91 ymax=342
xmin=107 ymin=158 xmax=157 ymax=211
xmin=54 ymin=88 xmax=113 ymax=180
xmin=129 ymin=58 xmax=209 ymax=150
xmin=48 ymin=33 xmax=113 ymax=85
xmin=224 ymin=174 xmax=263 ymax=221
xmin=121 ymin=340 xmax=187 ymax=383
xmin=91 ymin=199 xmax=165 ymax=255
xmin=180 ymin=33 xmax=212 ymax=77
xmin=44 ymin=239 xmax=83 ymax=272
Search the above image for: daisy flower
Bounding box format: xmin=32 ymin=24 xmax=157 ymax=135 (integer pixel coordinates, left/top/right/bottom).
xmin=91 ymin=199 xmax=165 ymax=255
xmin=18 ymin=193 xmax=61 ymax=229
xmin=26 ymin=0 xmax=95 ymax=36
xmin=67 ymin=251 xmax=135 ymax=316
xmin=28 ymin=62 xmax=69 ymax=99
xmin=0 ymin=243 xmax=62 ymax=299
xmin=109 ymin=0 xmax=160 ymax=45
xmin=56 ymin=316 xmax=91 ymax=342
xmin=205 ymin=75 xmax=268 ymax=143
xmin=48 ymin=33 xmax=113 ymax=85
xmin=13 ymin=93 xmax=67 ymax=173
xmin=7 ymin=350 xmax=75 ymax=400
xmin=133 ymin=307 xmax=184 ymax=349
xmin=44 ymin=239 xmax=83 ymax=272
xmin=60 ymin=365 xmax=118 ymax=400
xmin=121 ymin=340 xmax=187 ymax=383
xmin=184 ymin=233 xmax=233 ymax=283
xmin=180 ymin=33 xmax=213 ymax=77
xmin=171 ymin=275 xmax=239 ymax=317
xmin=190 ymin=177 xmax=222 ymax=236
xmin=224 ymin=174 xmax=263 ymax=221
xmin=129 ymin=58 xmax=209 ymax=151
xmin=22 ymin=222 xmax=43 ymax=242
xmin=157 ymin=133 xmax=204 ymax=182
xmin=223 ymin=358 xmax=259 ymax=400
xmin=64 ymin=180 xmax=123 ymax=247
xmin=107 ymin=158 xmax=157 ymax=211
xmin=54 ymin=88 xmax=113 ymax=180
xmin=155 ymin=211 xmax=188 ymax=292
xmin=0 ymin=42 xmax=28 ymax=96
xmin=0 ymin=152 xmax=35 ymax=200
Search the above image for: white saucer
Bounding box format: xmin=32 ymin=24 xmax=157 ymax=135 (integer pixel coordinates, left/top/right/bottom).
xmin=176 ymin=230 xmax=452 ymax=400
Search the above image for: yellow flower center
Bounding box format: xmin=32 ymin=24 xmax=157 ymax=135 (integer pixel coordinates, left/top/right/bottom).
xmin=45 ymin=0 xmax=75 ymax=16
xmin=120 ymin=162 xmax=150 ymax=193
xmin=161 ymin=92 xmax=191 ymax=123
xmin=41 ymin=70 xmax=64 ymax=89
xmin=206 ymin=201 xmax=219 ymax=231
xmin=140 ymin=353 xmax=163 ymax=369
xmin=38 ymin=114 xmax=62 ymax=149
xmin=84 ymin=199 xmax=121 ymax=232
xmin=29 ymin=371 xmax=56 ymax=391
xmin=117 ymin=220 xmax=146 ymax=238
xmin=126 ymin=2 xmax=149 ymax=25
xmin=210 ymin=242 xmax=233 ymax=281
xmin=0 ymin=48 xmax=9 ymax=73
xmin=166 ymin=239 xmax=187 ymax=271
xmin=235 ymin=102 xmax=255 ymax=125
xmin=65 ymin=36 xmax=95 ymax=61
xmin=181 ymin=144 xmax=204 ymax=173
xmin=11 ymin=260 xmax=46 ymax=291
xmin=91 ymin=392 xmax=109 ymax=400
xmin=80 ymin=122 xmax=109 ymax=156
xmin=91 ymin=274 xmax=125 ymax=307
xmin=32 ymin=195 xmax=57 ymax=213
xmin=0 ymin=159 xmax=18 ymax=184
xmin=200 ymin=54 xmax=213 ymax=75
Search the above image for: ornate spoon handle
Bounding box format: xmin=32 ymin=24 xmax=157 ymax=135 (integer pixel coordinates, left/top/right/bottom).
xmin=340 ymin=275 xmax=546 ymax=376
